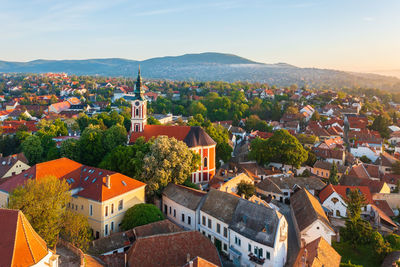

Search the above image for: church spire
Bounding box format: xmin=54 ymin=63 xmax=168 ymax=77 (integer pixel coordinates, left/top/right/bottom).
xmin=134 ymin=65 xmax=144 ymax=100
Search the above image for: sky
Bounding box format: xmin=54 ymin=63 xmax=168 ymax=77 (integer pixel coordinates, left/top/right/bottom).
xmin=1 ymin=0 xmax=400 ymax=75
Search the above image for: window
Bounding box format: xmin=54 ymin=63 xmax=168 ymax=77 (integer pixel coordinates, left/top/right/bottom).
xmin=111 ymin=204 xmax=114 ymax=214
xmin=173 ymin=209 xmax=176 ymax=217
xmin=118 ymin=200 xmax=123 ymax=211
xmin=136 ymin=109 xmax=139 ymax=116
xmin=235 ymin=236 xmax=241 ymax=246
xmin=223 ymin=227 xmax=228 ymax=238
xmin=266 ymin=252 xmax=270 ymax=260
xmin=71 ymin=204 xmax=74 ymax=209
xmin=111 ymin=222 xmax=114 ymax=231
xmin=217 ymin=223 xmax=221 ymax=234
xmin=336 ymin=210 xmax=341 ymax=217
xmin=259 ymin=248 xmax=263 ymax=258
xmin=105 ymin=224 xmax=108 ymax=236
xmin=164 ymin=204 xmax=167 ymax=214
xmin=75 ymin=205 xmax=78 ymax=211
xmin=202 ymin=231 xmax=206 ymax=235
xmin=105 ymin=206 xmax=108 ymax=217
xmin=208 ymin=218 xmax=212 ymax=229
xmin=202 ymin=216 xmax=206 ymax=226
xmin=223 ymin=243 xmax=227 ymax=251
xmin=89 ymin=205 xmax=93 ymax=216
xmin=248 ymin=244 xmax=252 ymax=252
xmin=181 ymin=214 xmax=185 ymax=223
xmin=169 ymin=206 xmax=171 ymax=214
xmin=254 ymin=247 xmax=258 ymax=255
xmin=188 ymin=216 xmax=191 ymax=225
xmin=81 ymin=205 xmax=83 ymax=210
xmin=135 ymin=125 xmax=139 ymax=132
xmin=204 ymin=157 xmax=208 ymax=167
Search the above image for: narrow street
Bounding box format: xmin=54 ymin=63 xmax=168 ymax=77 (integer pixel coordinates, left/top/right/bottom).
xmin=275 ymin=202 xmax=299 ymax=267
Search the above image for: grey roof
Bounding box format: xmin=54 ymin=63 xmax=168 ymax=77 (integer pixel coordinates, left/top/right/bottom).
xmin=256 ymin=178 xmax=284 ymax=194
xmin=229 ymin=198 xmax=281 ymax=247
xmin=200 ymin=189 xmax=240 ymax=224
xmin=163 ymin=184 xmax=206 ymax=211
xmin=290 ymin=188 xmax=333 ymax=232
xmin=183 ymin=126 xmax=216 ymax=147
xmin=268 ymin=176 xmax=326 ymax=191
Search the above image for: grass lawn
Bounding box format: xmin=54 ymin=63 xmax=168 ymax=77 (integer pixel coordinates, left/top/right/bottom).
xmin=332 ymin=241 xmax=382 ymax=267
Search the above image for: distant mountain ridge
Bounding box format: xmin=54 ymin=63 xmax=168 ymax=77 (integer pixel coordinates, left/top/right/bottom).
xmin=1 ymin=52 xmax=399 ymax=91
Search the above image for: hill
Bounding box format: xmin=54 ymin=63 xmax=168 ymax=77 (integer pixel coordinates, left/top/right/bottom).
xmin=1 ymin=52 xmax=399 ymax=91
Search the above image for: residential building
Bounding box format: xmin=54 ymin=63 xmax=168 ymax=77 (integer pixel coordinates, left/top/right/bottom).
xmin=229 ymin=198 xmax=288 ymax=267
xmin=312 ymin=148 xmax=345 ymax=165
xmin=319 ymin=185 xmax=373 ymax=218
xmin=0 ymin=158 xmax=146 ymax=239
xmin=209 ymin=172 xmax=254 ymax=194
xmin=0 ymin=208 xmax=59 ymax=267
xmin=311 ymin=161 xmax=348 ymax=180
xmin=162 ymin=183 xmax=206 ymax=230
xmin=0 ymin=153 xmax=30 ymax=178
xmin=290 ymin=188 xmax=335 ymax=245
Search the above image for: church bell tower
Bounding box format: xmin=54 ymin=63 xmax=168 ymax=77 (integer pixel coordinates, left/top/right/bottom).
xmin=130 ymin=66 xmax=147 ymax=132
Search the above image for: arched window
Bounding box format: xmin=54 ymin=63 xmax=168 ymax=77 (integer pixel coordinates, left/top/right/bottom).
xmin=336 ymin=210 xmax=341 ymax=217
xmin=136 ymin=108 xmax=139 ymax=116
xmin=135 ymin=125 xmax=139 ymax=132
xmin=204 ymin=157 xmax=208 ymax=167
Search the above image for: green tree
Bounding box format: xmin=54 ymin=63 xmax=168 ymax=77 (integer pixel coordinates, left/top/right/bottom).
xmin=8 ymin=176 xmax=71 ymax=247
xmin=142 ymin=136 xmax=200 ymax=196
xmin=120 ymin=204 xmax=164 ymax=230
xmin=60 ymin=139 xmax=80 ymax=161
xmin=60 ymin=210 xmax=92 ymax=252
xmin=237 ymin=181 xmax=255 ymax=199
xmin=311 ymin=111 xmax=321 ymax=121
xmin=249 ymin=130 xmax=308 ymax=168
xmin=147 ymin=116 xmax=161 ymax=125
xmin=79 ymin=125 xmax=105 ymax=166
xmin=371 ymin=231 xmax=391 ymax=258
xmin=99 ymin=137 xmax=151 ymax=178
xmin=329 ymin=162 xmax=339 ymax=185
xmin=370 ymin=114 xmax=391 ymax=138
xmin=22 ymin=135 xmax=43 ymax=165
xmin=103 ymin=124 xmax=127 ymax=152
xmin=359 ymin=155 xmax=372 ymax=164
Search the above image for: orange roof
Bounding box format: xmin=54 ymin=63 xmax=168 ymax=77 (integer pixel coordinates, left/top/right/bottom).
xmin=130 ymin=125 xmax=191 ymax=143
xmin=49 ymin=101 xmax=71 ymax=113
xmin=0 ymin=158 xmax=146 ymax=202
xmin=319 ymin=184 xmax=373 ymax=204
xmin=294 ymin=237 xmax=341 ymax=267
xmin=67 ymin=97 xmax=81 ymax=105
xmin=0 ymin=209 xmax=48 ymax=267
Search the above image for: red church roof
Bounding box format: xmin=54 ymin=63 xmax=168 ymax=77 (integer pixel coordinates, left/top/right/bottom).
xmin=129 ymin=125 xmax=216 ymax=148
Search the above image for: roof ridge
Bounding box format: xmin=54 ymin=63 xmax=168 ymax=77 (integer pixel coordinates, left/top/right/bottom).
xmin=10 ymin=210 xmax=19 ymax=267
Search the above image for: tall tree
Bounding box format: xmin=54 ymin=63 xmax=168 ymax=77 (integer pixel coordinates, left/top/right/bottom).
xmin=249 ymin=129 xmax=308 ymax=168
xmin=22 ymin=135 xmax=43 ymax=165
xmin=79 ymin=125 xmax=105 ymax=166
xmin=103 ymin=124 xmax=127 ymax=153
xmin=237 ymin=181 xmax=255 ymax=199
xmin=60 ymin=210 xmax=92 ymax=252
xmin=8 ymin=176 xmax=71 ymax=247
xmin=142 ymin=136 xmax=200 ymax=196
xmin=329 ymin=162 xmax=339 ymax=185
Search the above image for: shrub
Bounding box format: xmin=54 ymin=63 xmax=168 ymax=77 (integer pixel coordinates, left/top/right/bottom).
xmin=120 ymin=204 xmax=164 ymax=230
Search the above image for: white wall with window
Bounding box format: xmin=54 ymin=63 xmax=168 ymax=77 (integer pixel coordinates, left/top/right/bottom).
xmin=162 ymin=195 xmax=197 ymax=231
xmin=228 ymin=217 xmax=287 ymax=267
xmin=198 ymin=211 xmax=230 ymax=254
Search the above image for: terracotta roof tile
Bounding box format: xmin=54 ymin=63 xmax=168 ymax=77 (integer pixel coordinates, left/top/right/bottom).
xmin=294 ymin=237 xmax=341 ymax=267
xmin=127 ymin=231 xmax=221 ymax=267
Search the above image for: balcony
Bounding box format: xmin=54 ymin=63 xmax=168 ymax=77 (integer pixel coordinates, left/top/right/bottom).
xmin=248 ymin=253 xmax=265 ymax=265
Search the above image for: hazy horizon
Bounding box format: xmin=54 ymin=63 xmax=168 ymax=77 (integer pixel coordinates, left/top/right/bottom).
xmin=1 ymin=0 xmax=399 ymax=77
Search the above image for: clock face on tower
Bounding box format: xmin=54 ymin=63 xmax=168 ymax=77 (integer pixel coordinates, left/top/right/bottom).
xmin=135 ymin=101 xmax=140 ymax=106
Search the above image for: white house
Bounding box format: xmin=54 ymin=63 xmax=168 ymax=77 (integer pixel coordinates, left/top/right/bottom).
xmin=162 ymin=183 xmax=206 ymax=231
xmin=290 ymin=188 xmax=335 ymax=245
xmin=319 ymin=185 xmax=373 ymax=218
xmin=228 ymin=199 xmax=287 ymax=267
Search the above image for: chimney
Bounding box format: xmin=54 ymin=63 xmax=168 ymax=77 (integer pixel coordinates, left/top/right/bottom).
xmin=189 ymin=261 xmax=193 ymax=267
xmin=241 ymin=193 xmax=245 ymax=199
xmin=106 ymin=175 xmax=111 ymax=189
xmin=186 ymin=253 xmax=191 ymax=263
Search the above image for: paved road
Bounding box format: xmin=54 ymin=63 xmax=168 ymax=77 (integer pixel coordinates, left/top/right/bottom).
xmin=275 ymin=201 xmax=299 ymax=267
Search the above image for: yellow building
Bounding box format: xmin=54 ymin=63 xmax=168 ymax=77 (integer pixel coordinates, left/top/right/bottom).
xmin=0 ymin=158 xmax=146 ymax=239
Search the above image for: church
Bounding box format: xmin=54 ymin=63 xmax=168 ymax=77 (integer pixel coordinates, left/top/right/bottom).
xmin=127 ymin=68 xmax=216 ymax=184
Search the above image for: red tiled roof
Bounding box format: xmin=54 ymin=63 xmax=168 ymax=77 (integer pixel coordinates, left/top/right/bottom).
xmin=382 ymin=173 xmax=400 ymax=185
xmin=0 ymin=158 xmax=146 ymax=202
xmin=0 ymin=209 xmax=48 ymax=267
xmin=374 ymin=200 xmax=395 ymax=217
xmin=127 ymin=231 xmax=221 ymax=267
xmin=319 ymin=184 xmax=373 ymax=204
xmin=294 ymin=237 xmax=341 ymax=267
xmin=49 ymin=101 xmax=71 ymax=113
xmin=129 ymin=125 xmax=216 ymax=147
